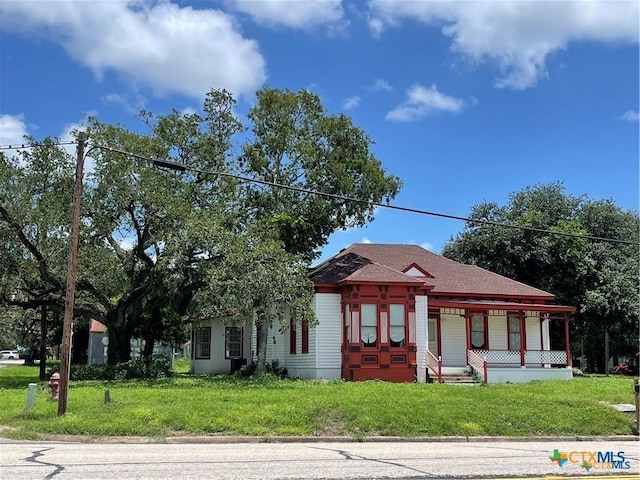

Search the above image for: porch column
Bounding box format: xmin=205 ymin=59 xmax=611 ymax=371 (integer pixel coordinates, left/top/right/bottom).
xmin=464 ymin=311 xmax=471 ymax=364
xmin=564 ymin=313 xmax=572 ymax=367
xmin=519 ymin=310 xmax=526 ymax=367
xmin=541 ymin=313 xmax=550 ymax=368
xmin=436 ymin=315 xmax=442 ymax=361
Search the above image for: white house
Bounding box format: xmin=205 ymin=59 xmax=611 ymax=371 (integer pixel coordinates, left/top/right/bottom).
xmin=191 ymin=244 xmax=575 ymax=384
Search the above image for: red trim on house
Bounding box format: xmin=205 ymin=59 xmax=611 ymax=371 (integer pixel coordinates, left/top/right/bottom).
xmin=340 ymin=284 xmax=417 ymax=382
xmin=315 ymin=284 xmax=339 ymax=293
xmin=507 ymin=311 xmax=519 ymax=351
xmin=401 ymin=262 xmax=434 ymax=278
xmin=337 ymin=279 xmax=433 ymax=291
xmin=469 ymin=311 xmax=489 ymax=350
xmin=519 ymin=312 xmax=527 ymax=366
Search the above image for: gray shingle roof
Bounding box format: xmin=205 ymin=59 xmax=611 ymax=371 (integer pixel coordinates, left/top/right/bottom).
xmin=312 ymin=243 xmax=554 ymax=299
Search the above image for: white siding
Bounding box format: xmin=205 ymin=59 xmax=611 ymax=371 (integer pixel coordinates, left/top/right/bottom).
xmin=525 ymin=316 xmax=542 ymax=350
xmin=415 ymin=295 xmax=428 ymax=383
xmin=281 ymin=319 xmax=315 ymax=377
xmin=488 ymin=315 xmax=508 ymax=350
xmin=441 ymin=314 xmax=467 ymax=366
xmin=313 ymin=293 xmax=342 ymax=379
xmin=266 ymin=293 xmax=341 ymax=380
xmin=266 ymin=325 xmax=286 ymax=365
xmin=191 ymin=319 xmax=251 ymax=375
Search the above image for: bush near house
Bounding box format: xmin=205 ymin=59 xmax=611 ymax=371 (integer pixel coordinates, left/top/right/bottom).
xmin=48 ymin=356 xmax=173 ymax=381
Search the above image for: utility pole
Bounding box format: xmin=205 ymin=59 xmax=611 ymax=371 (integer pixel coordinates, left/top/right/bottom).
xmin=58 ymin=131 xmax=86 ymax=416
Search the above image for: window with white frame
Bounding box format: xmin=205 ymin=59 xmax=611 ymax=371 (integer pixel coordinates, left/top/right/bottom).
xmin=361 ymin=304 xmax=377 ymax=348
xmin=195 ymin=327 xmax=211 ymax=359
xmin=389 ymin=304 xmax=406 ymax=347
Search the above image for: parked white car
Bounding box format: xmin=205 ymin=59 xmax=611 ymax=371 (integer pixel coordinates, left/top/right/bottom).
xmin=0 ymin=350 xmax=20 ymax=360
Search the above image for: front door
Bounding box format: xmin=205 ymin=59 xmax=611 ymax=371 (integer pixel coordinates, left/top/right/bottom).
xmin=428 ymin=317 xmax=439 ymax=357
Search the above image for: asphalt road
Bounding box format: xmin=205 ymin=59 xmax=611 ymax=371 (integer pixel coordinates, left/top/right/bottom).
xmin=1 ymin=439 xmax=638 ymax=479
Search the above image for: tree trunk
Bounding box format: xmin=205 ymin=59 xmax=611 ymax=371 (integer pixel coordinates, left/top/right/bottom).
xmin=106 ymin=309 xmax=133 ymax=365
xmin=142 ymin=307 xmax=161 ymax=358
xmin=255 ymin=322 xmax=269 ymax=373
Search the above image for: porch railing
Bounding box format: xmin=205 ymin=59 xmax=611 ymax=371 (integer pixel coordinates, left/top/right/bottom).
xmin=426 ymin=350 xmax=442 ymax=383
xmin=467 ymin=349 xmax=488 ymax=384
xmin=471 ymin=349 xmax=569 ymax=367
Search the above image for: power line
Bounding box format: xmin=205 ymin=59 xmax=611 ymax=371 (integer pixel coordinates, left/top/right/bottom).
xmin=0 ymin=141 xmax=77 ymax=151
xmin=5 ymin=140 xmax=638 ymax=246
xmin=147 ymin=158 xmax=639 ymax=247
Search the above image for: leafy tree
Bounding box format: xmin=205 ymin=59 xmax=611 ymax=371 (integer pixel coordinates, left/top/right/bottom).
xmin=0 ymin=139 xmax=74 ymax=373
xmin=1 ymin=87 xmax=399 ymax=367
xmin=240 ymin=88 xmax=402 ymax=261
xmin=443 ymin=183 xmax=639 ymax=372
xmin=191 ymin=223 xmax=316 ymax=367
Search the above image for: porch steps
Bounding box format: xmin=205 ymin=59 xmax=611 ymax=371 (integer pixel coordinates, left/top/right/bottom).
xmin=439 ymin=368 xmax=480 ymax=385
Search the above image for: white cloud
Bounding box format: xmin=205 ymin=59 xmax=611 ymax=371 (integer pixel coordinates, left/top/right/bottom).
xmin=59 ymin=120 xmax=100 ymax=175
xmin=0 ymin=114 xmax=29 ymax=146
xmin=420 ymin=242 xmax=434 ymax=252
xmin=620 ymin=110 xmax=640 ymax=122
xmin=369 ymin=0 xmax=639 ymax=90
xmin=230 ymin=0 xmax=346 ymax=30
xmin=370 ymin=78 xmax=393 ymax=92
xmin=181 ymin=106 xmax=198 ymax=116
xmin=343 ymin=95 xmax=361 ymax=110
xmin=0 ymin=115 xmax=89 ymax=168
xmin=386 ymin=84 xmax=465 ymax=122
xmin=361 ymin=237 xmax=372 ymax=244
xmin=0 ymin=1 xmax=266 ymax=99
xmin=102 ymin=92 xmax=147 ymax=115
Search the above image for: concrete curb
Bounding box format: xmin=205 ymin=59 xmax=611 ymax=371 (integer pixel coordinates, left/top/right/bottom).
xmin=23 ymin=434 xmax=639 ymax=444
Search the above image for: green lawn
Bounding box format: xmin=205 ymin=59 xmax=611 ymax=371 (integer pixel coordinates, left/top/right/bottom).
xmin=0 ymin=364 xmax=636 ymax=440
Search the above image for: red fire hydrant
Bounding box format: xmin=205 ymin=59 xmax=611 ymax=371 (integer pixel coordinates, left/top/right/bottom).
xmin=48 ymin=372 xmax=60 ymax=400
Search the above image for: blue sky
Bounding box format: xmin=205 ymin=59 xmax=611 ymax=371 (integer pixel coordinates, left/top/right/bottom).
xmin=1 ymin=0 xmax=638 ymax=263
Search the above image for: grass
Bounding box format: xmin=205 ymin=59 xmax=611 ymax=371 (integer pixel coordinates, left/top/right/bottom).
xmin=0 ymin=364 xmax=637 ymax=440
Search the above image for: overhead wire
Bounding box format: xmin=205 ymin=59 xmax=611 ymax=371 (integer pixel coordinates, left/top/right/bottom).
xmin=3 ymin=140 xmax=638 ymax=246
xmin=148 ymin=158 xmax=639 ymax=247
xmin=0 ymin=141 xmax=77 ymax=151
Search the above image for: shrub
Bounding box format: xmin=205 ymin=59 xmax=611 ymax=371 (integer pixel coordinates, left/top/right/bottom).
xmin=49 ymin=356 xmax=174 ymax=381
xmin=265 ymin=359 xmax=287 ymax=378
xmin=234 ymin=360 xmax=288 ymax=379
xmin=235 ymin=362 xmax=258 ymax=378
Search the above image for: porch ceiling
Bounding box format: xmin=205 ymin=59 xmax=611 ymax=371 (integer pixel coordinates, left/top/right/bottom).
xmin=429 ymin=299 xmax=575 ymax=314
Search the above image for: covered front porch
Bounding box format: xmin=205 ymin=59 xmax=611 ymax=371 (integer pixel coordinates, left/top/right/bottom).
xmin=426 ymin=300 xmax=575 ymax=384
